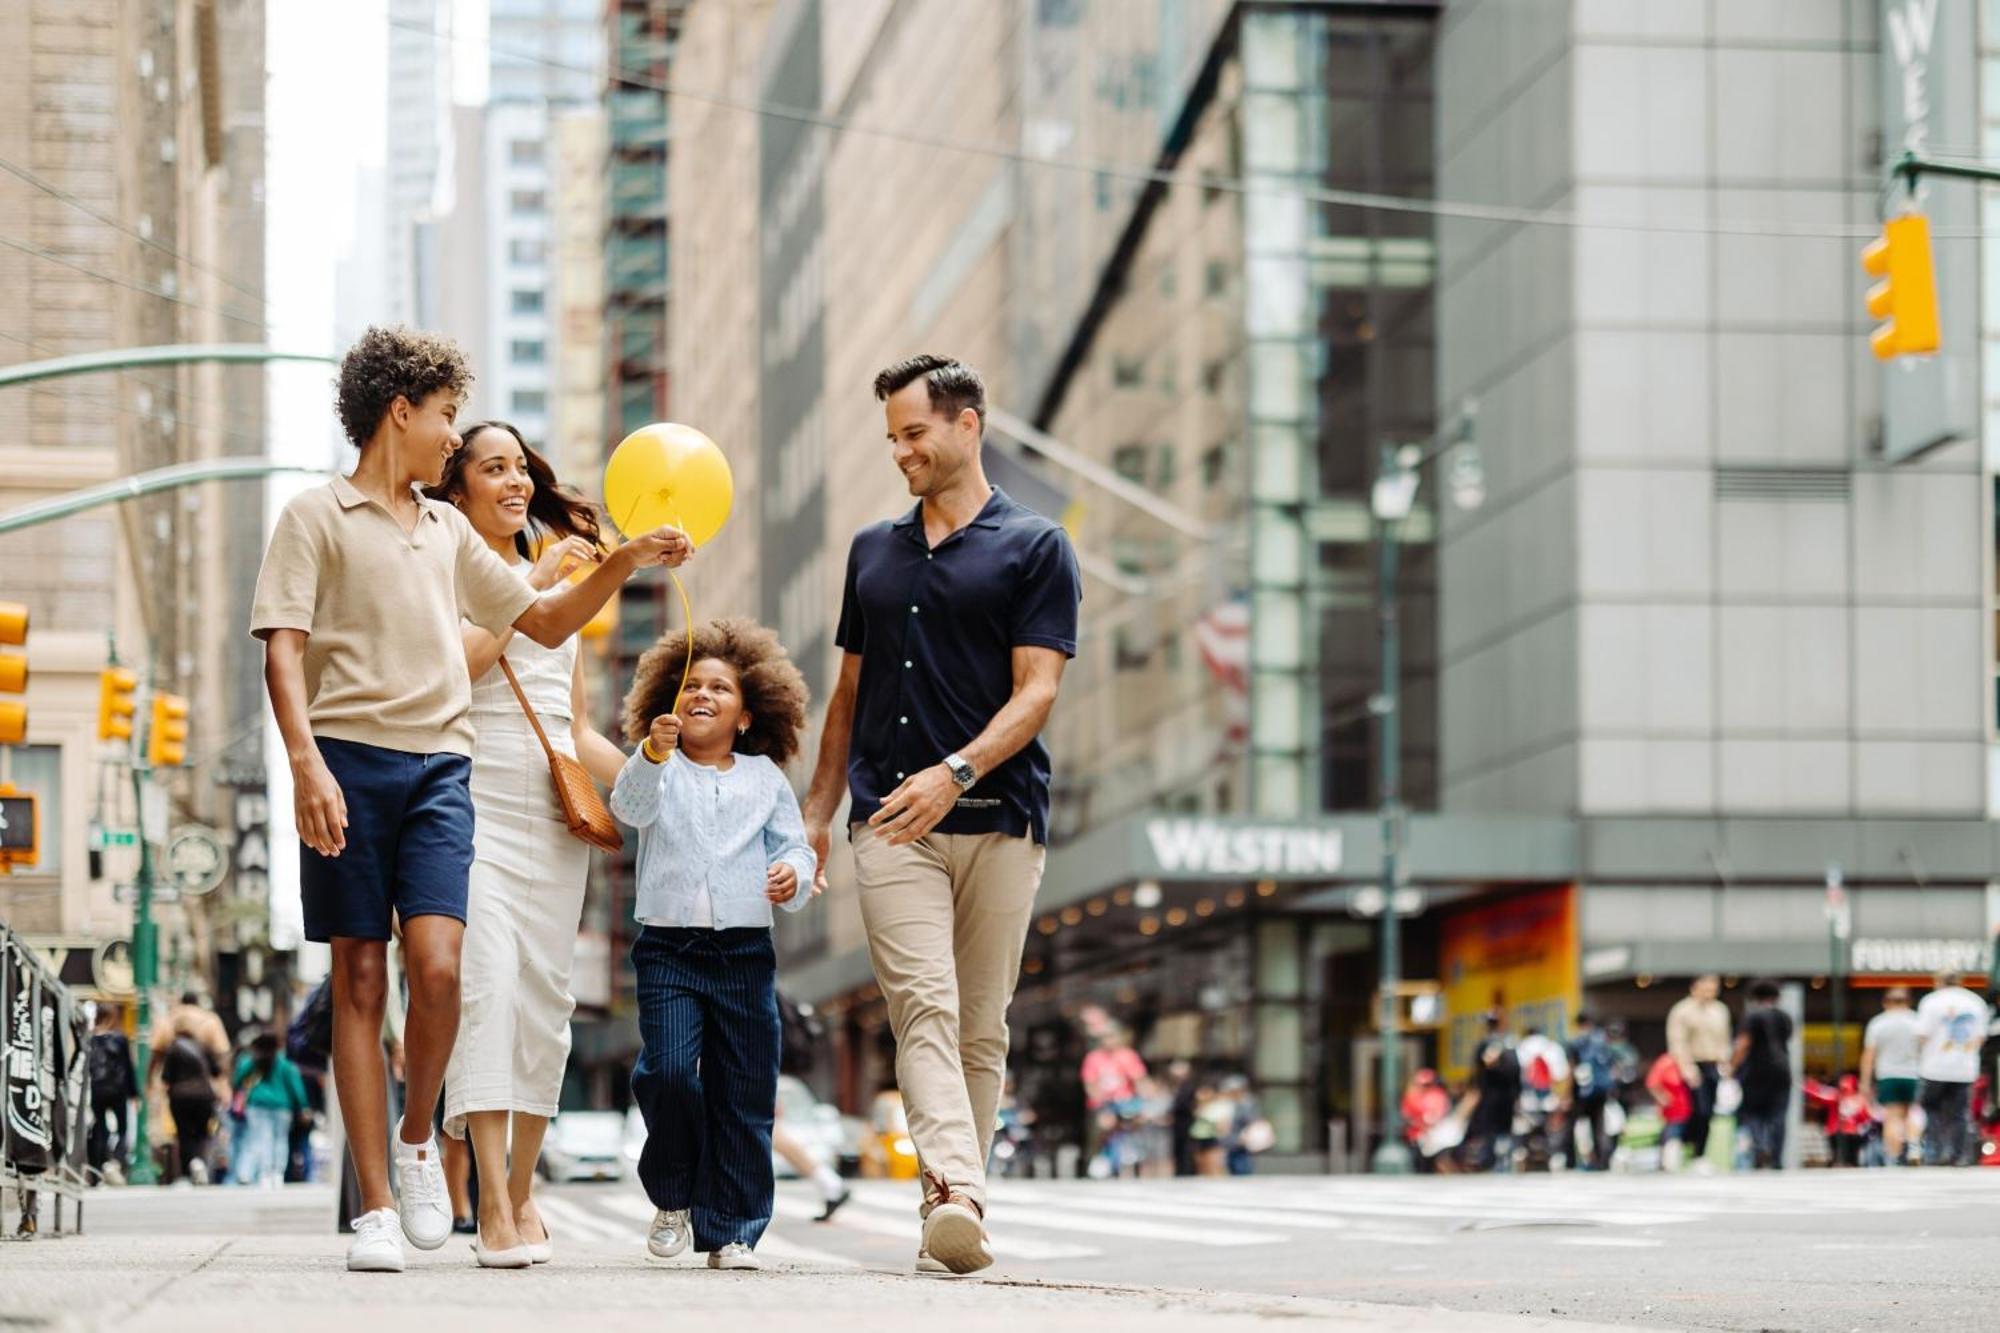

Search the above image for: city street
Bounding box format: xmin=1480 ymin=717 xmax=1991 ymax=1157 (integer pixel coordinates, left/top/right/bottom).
xmin=8 ymin=1171 xmax=1996 ymax=1332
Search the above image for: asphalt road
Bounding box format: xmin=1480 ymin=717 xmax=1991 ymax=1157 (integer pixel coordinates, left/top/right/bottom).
xmin=52 ymin=1167 xmax=2000 ymax=1331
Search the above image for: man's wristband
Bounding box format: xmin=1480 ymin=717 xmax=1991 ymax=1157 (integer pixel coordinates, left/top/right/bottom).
xmin=641 ymin=737 xmax=667 ymax=763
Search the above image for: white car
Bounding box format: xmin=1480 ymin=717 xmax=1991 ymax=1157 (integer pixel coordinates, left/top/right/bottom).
xmin=540 ymin=1110 xmax=629 ymax=1183
xmin=615 ymin=1079 xmax=859 ymax=1179
xmin=775 ymin=1074 xmax=856 ymax=1178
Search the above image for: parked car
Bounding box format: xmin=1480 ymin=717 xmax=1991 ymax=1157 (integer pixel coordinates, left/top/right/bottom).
xmin=540 ymin=1110 xmax=628 ymax=1183
xmin=776 ymin=1074 xmax=859 ymax=1178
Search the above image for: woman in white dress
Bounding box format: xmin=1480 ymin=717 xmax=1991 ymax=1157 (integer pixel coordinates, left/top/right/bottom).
xmin=426 ymin=421 xmax=629 ymax=1266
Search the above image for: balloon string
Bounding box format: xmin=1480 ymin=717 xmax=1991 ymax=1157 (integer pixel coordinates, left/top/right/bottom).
xmin=669 ymin=512 xmax=694 ymax=714
xmin=611 ymin=492 xmax=695 ymax=712
xmin=669 ymin=568 xmax=694 ymax=714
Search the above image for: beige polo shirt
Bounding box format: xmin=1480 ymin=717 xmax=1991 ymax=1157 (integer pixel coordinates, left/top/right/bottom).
xmin=249 ymin=476 xmax=539 ymax=757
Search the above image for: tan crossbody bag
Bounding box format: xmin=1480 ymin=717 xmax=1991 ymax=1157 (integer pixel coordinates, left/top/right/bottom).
xmin=497 ymin=657 xmax=624 ymax=854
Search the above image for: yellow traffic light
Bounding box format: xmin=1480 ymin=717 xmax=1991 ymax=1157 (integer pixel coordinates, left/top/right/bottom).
xmin=148 ymin=692 xmax=189 ymax=767
xmin=98 ymin=666 xmax=139 ymax=742
xmin=0 ymin=602 xmax=27 ymax=746
xmin=1862 ymin=213 xmax=1941 ymax=360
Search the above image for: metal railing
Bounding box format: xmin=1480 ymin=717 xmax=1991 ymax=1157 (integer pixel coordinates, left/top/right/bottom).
xmin=1 ymin=922 xmax=91 ymax=1237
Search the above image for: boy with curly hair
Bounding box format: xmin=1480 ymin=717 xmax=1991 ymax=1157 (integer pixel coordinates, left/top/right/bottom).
xmin=609 ymin=618 xmax=818 ymax=1272
xmin=250 ymin=325 xmax=691 ymax=1272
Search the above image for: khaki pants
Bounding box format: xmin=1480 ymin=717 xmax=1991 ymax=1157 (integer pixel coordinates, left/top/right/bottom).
xmin=852 ymin=824 xmax=1044 ymax=1212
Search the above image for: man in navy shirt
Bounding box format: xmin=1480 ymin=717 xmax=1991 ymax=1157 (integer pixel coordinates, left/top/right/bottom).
xmin=804 ymin=355 xmax=1080 ymax=1276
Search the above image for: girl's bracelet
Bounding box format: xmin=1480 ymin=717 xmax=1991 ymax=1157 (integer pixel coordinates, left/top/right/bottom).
xmin=642 ymin=737 xmax=667 ymax=763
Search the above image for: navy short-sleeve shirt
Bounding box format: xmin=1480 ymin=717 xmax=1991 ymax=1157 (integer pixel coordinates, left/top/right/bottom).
xmin=835 ymin=487 xmax=1081 ymax=844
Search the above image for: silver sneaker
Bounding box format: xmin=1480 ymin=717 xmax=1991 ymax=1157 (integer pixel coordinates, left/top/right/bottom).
xmin=707 ymin=1242 xmax=760 ymax=1271
xmin=647 ymin=1208 xmax=691 ymax=1259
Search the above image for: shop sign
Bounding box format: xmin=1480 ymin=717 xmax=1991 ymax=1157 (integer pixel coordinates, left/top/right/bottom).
xmin=1438 ymin=885 xmax=1579 ymax=1086
xmin=1143 ymin=818 xmax=1343 ymax=878
xmin=1848 ymin=937 xmax=1988 ymax=975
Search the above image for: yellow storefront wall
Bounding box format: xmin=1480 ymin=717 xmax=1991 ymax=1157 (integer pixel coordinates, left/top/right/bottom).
xmin=1438 ymin=885 xmax=1580 ymax=1086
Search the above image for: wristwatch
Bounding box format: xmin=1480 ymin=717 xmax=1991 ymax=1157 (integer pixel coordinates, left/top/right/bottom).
xmin=943 ymin=752 xmax=977 ymax=791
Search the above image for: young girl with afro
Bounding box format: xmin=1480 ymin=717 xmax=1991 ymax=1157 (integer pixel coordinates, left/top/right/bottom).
xmin=608 ymin=618 xmax=817 ymax=1272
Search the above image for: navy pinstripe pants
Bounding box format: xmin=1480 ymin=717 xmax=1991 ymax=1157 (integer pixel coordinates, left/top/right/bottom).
xmin=630 ymin=926 xmax=780 ymax=1251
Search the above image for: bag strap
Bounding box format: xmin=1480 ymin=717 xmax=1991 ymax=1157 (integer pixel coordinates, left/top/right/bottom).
xmin=497 ymin=657 xmax=559 ymax=763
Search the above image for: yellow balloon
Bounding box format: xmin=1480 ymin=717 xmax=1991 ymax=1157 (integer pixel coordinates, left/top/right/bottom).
xmin=602 ymin=422 xmax=734 ymax=547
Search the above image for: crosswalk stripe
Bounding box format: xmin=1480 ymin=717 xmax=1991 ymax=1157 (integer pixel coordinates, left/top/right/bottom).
xmin=1241 ymin=1190 xmax=1692 ymax=1229
xmin=996 ymin=1186 xmax=1354 ymax=1231
xmin=753 ymin=1233 xmax=864 ymax=1268
xmin=536 ymin=1193 xmax=631 ymax=1244
xmin=767 ymin=1194 xmax=1099 ymax=1261
xmin=837 ymin=1189 xmax=1283 ymax=1247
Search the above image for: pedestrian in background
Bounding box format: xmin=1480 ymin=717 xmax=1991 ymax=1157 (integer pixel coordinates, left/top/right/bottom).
xmin=1666 ymin=974 xmax=1731 ymax=1173
xmin=153 ymin=991 xmax=229 ymax=1185
xmin=1566 ymin=1011 xmax=1615 ymax=1171
xmin=1861 ymin=987 xmax=1921 ymax=1165
xmin=1465 ymin=1013 xmax=1520 ymax=1172
xmin=1916 ymin=970 xmax=1991 ymax=1166
xmin=1644 ymin=1051 xmax=1693 ymax=1172
xmin=87 ymin=1004 xmax=136 ymax=1185
xmin=1732 ymin=979 xmax=1793 ymax=1170
xmin=231 ymin=1031 xmax=310 ymax=1187
xmin=1167 ymin=1060 xmax=1198 ymax=1177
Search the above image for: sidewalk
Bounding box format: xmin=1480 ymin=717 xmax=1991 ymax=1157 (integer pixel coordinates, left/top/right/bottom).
xmin=2 ymin=1232 xmax=1676 ymax=1333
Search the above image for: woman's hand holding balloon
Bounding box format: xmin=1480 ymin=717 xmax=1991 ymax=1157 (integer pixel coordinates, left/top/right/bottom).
xmin=621 ymin=525 xmax=693 ymax=569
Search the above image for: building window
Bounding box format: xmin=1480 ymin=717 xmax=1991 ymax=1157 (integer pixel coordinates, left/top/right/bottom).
xmin=1112 ymin=444 xmax=1148 ymax=483
xmin=510 ymin=339 xmax=546 ymax=365
xmin=1112 ymin=356 xmax=1144 ymax=387
xmin=508 ymin=239 xmax=547 ymax=265
xmin=510 ymin=288 xmax=545 ymax=315
xmin=509 ymin=138 xmax=544 ymax=165
xmin=512 ymin=390 xmax=547 ymax=415
xmin=509 ymin=189 xmax=547 ymax=215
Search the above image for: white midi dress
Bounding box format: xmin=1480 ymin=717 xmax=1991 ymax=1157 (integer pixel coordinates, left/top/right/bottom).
xmin=443 ymin=607 xmax=591 ymax=1139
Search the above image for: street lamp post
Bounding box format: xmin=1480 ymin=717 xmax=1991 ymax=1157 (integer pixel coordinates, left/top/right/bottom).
xmin=1367 ymin=405 xmax=1481 ymax=1175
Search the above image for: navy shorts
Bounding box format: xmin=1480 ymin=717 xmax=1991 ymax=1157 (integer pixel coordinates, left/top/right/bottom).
xmin=299 ymin=737 xmax=475 ymax=943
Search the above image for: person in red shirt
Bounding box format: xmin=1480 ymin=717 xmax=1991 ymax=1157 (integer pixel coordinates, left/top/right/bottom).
xmin=1825 ymin=1073 xmax=1874 ymax=1167
xmin=1401 ymin=1069 xmax=1454 ymax=1172
xmin=1645 ymin=1052 xmax=1693 ymax=1171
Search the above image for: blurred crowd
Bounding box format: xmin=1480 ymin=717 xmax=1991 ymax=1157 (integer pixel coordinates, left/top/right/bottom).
xmin=85 ymin=989 xmax=324 ymax=1188
xmin=1398 ymin=971 xmax=1998 ymax=1174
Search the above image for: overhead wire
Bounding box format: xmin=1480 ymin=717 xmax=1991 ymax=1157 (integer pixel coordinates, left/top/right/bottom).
xmin=391 ymin=14 xmax=1998 ymax=243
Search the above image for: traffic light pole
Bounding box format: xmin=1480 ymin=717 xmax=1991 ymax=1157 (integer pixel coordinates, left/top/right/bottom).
xmin=126 ymin=746 xmax=160 ymax=1186
xmin=117 ymin=650 xmax=161 ymax=1186
xmin=1372 ymin=478 xmax=1411 ymax=1175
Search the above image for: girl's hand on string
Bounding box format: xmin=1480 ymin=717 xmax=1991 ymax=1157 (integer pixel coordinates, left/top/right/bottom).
xmin=645 ymin=714 xmax=681 ymax=760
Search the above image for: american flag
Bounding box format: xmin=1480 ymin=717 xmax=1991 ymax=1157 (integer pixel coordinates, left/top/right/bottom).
xmin=1192 ymin=594 xmax=1250 ymax=745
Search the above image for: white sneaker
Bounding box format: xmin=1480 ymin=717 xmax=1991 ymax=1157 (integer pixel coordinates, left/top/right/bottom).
xmin=392 ymin=1131 xmax=453 ymax=1251
xmin=647 ymin=1208 xmax=691 ymax=1259
xmin=707 ymin=1242 xmax=760 ymax=1271
xmin=347 ymin=1207 xmax=406 ymax=1273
